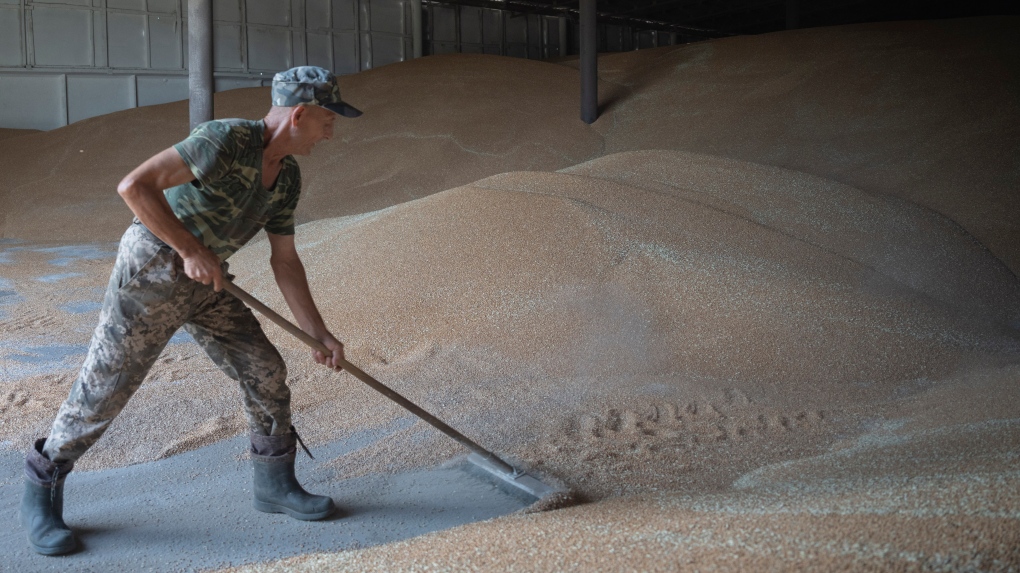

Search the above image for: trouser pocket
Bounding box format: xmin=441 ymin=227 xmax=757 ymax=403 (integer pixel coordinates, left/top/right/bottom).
xmin=110 ymin=223 xmax=179 ymax=301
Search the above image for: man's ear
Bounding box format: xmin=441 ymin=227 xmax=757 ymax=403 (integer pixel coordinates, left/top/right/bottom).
xmin=290 ymin=105 xmax=306 ymax=127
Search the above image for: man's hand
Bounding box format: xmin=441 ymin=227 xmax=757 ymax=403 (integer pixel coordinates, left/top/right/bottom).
xmin=314 ymin=333 xmax=345 ymax=371
xmin=118 ymin=147 xmax=224 ymax=288
xmin=268 ymin=232 xmax=344 ymax=370
xmin=182 ymin=246 xmax=225 ymax=291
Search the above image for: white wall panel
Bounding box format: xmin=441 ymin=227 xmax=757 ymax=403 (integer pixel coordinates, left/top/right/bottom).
xmin=431 ymin=5 xmax=455 ymax=43
xmin=505 ymin=43 xmax=526 ymax=58
xmin=505 ymin=13 xmax=527 ymax=58
xmin=92 ymin=9 xmax=107 ymax=67
xmin=370 ymin=0 xmax=403 ymax=35
xmin=212 ymin=0 xmax=240 ymax=22
xmin=137 ymin=75 xmax=188 ymax=106
xmin=306 ymin=31 xmax=332 ymax=68
xmin=331 ymin=30 xmax=357 ymax=73
xmin=108 ymin=11 xmax=147 ymax=68
xmin=371 ymin=32 xmax=402 ymax=66
xmin=149 ymin=13 xmax=181 ymax=69
xmin=331 ymin=0 xmax=355 ymax=29
xmin=306 ymin=0 xmax=329 ymax=29
xmin=291 ymin=24 xmax=306 ymax=63
xmin=482 ymin=9 xmax=501 ymax=47
xmin=147 ymin=0 xmax=180 ymax=14
xmin=0 ymin=7 xmax=23 ymax=66
xmin=213 ymin=22 xmax=243 ymax=69
xmin=459 ymin=6 xmax=480 ymax=44
xmin=526 ymin=13 xmax=540 ymax=58
xmin=31 ymin=6 xmax=92 ymax=66
xmin=543 ymin=16 xmax=560 ymax=57
xmin=108 ymin=0 xmax=145 ymax=10
xmin=247 ymin=25 xmax=291 ymax=71
xmin=0 ymin=74 xmax=66 ymax=130
xmin=247 ymin=0 xmax=289 ymax=26
xmin=637 ymin=30 xmax=655 ymax=49
xmin=214 ymin=76 xmax=262 ymax=91
xmin=605 ymin=24 xmax=623 ymax=52
xmin=33 ymin=0 xmax=89 ymax=5
xmin=431 ymin=42 xmax=456 ymax=55
xmin=505 ymin=14 xmax=526 ymax=44
xmin=67 ymin=74 xmax=134 ymax=123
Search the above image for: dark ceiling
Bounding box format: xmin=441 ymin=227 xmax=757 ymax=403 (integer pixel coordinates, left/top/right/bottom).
xmin=432 ymin=0 xmax=1020 ymax=38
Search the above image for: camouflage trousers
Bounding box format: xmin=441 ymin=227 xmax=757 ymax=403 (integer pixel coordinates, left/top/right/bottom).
xmin=42 ymin=221 xmax=291 ymax=464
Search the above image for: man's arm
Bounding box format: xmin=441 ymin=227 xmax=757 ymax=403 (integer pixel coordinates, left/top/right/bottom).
xmin=267 ymin=232 xmax=345 ymax=370
xmin=117 ymin=147 xmax=224 ymax=290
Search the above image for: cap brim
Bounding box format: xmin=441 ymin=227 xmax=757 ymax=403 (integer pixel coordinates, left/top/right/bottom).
xmin=322 ymin=101 xmax=362 ymax=118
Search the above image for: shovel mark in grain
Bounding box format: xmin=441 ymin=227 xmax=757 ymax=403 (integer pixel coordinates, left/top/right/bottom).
xmin=534 ymin=393 xmax=834 ymax=499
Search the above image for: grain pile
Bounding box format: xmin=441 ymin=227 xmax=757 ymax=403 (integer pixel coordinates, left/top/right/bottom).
xmin=2 ymin=15 xmax=1020 ymax=572
xmin=0 ymin=129 xmax=38 ymax=141
xmin=3 ymin=17 xmax=1016 ymax=271
xmin=0 ymin=55 xmax=601 ymax=245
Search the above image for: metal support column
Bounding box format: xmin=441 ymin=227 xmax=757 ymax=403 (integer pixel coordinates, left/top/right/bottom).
xmin=188 ymin=0 xmax=213 ymax=130
xmin=454 ymin=4 xmax=461 ymax=52
xmin=411 ymin=0 xmax=423 ymax=58
xmin=558 ymin=16 xmax=568 ymax=57
xmin=580 ymin=0 xmax=597 ymax=124
xmin=360 ymin=0 xmax=372 ymax=70
xmin=499 ymin=10 xmax=506 ymax=56
xmin=541 ymin=16 xmax=548 ymax=59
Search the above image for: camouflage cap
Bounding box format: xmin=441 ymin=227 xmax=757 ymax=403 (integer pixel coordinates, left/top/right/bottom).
xmin=271 ymin=66 xmax=362 ymax=118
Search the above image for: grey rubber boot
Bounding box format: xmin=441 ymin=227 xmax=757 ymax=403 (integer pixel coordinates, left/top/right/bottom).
xmin=21 ymin=439 xmax=77 ymax=556
xmin=250 ymin=433 xmax=336 ymax=521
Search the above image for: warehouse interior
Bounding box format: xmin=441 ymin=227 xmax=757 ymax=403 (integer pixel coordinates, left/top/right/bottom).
xmin=1 ymin=0 xmax=1019 ymax=571
xmin=1 ymin=0 xmax=1015 ymax=130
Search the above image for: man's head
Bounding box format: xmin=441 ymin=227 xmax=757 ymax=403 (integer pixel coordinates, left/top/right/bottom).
xmin=271 ymin=66 xmax=362 ymax=118
xmin=268 ymin=66 xmax=360 ymax=156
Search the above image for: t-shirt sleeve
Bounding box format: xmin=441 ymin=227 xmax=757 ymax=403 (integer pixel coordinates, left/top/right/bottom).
xmin=264 ymin=162 xmax=301 ymax=236
xmin=173 ymin=122 xmax=236 ymax=187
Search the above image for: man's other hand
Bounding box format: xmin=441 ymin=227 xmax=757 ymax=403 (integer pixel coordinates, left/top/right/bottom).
xmin=182 ymin=247 xmax=224 ymax=291
xmin=314 ymin=334 xmax=345 ymax=371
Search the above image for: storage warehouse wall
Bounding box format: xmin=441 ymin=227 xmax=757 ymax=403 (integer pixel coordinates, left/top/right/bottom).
xmin=0 ymin=0 xmax=676 ymax=130
xmin=423 ymin=3 xmax=676 ymax=59
xmin=0 ymin=0 xmax=414 ymax=130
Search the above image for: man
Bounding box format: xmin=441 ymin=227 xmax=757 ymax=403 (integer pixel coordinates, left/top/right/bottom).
xmin=21 ymin=66 xmax=361 ymax=556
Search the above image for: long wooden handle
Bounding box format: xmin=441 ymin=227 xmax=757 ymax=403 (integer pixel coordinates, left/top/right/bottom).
xmin=222 ymin=280 xmax=517 ymax=476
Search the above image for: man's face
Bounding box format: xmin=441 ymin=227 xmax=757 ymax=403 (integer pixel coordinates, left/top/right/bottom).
xmin=292 ymin=105 xmax=336 ymax=155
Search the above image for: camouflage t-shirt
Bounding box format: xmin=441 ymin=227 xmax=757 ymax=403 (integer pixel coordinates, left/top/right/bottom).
xmin=167 ymin=118 xmax=300 ymax=261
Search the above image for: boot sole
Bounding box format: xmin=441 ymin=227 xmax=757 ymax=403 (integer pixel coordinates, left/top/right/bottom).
xmin=28 ymin=539 xmax=77 ymax=556
xmin=253 ymin=499 xmax=335 ymax=521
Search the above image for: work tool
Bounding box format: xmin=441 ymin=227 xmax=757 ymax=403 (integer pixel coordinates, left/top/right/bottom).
xmin=223 ymin=280 xmax=567 ymax=504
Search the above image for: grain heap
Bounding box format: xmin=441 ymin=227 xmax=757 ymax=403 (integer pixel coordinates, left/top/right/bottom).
xmin=0 ymin=128 xmax=38 ymax=141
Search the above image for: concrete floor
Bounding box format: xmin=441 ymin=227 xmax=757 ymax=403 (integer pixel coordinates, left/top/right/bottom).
xmin=0 ymin=432 xmax=530 ymax=572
